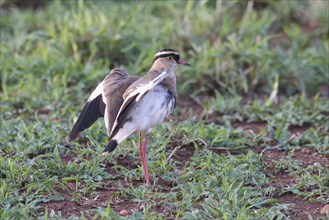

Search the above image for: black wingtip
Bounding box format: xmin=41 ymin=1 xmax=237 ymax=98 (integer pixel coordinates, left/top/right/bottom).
xmin=103 ymin=140 xmax=118 ymax=153
xmin=68 ymin=94 xmax=106 ymax=142
xmin=68 ymin=125 xmax=80 ymax=142
xmin=67 ymin=135 xmax=74 ymax=142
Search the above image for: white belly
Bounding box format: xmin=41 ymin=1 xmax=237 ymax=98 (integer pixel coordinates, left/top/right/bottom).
xmin=132 ymin=88 xmax=173 ymax=131
xmin=113 ymin=86 xmax=175 ymax=143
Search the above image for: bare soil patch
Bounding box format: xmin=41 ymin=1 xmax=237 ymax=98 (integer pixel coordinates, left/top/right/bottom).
xmin=166 ymin=143 xmax=195 ymax=163
xmin=38 ymin=188 xmax=141 ymax=219
xmin=232 ymin=121 xmax=267 ymax=134
xmin=288 ymin=123 xmax=313 ymax=135
xmin=262 ymin=148 xmax=328 ymax=219
xmin=263 ymin=148 xmax=329 ymax=170
xmin=274 ymin=193 xmax=324 ymax=220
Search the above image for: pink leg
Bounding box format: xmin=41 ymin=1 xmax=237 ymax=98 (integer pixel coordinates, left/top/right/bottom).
xmin=138 ymin=131 xmax=150 ymax=186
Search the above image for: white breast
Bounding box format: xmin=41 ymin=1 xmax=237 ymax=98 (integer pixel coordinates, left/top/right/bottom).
xmin=111 ymin=85 xmax=175 ymax=144
xmin=132 ymin=86 xmax=174 ymax=131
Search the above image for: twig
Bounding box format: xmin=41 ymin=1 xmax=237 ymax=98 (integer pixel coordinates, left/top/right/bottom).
xmin=166 ymin=145 xmax=182 ymax=163
xmin=261 ymin=135 xmax=297 ymax=155
xmin=208 ymin=147 xmax=230 ymax=150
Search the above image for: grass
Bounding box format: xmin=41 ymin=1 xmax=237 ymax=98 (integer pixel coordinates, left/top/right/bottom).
xmin=0 ymin=0 xmax=328 ymax=219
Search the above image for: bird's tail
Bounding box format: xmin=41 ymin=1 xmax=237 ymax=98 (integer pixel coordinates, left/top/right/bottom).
xmin=103 ymin=140 xmax=118 ymax=154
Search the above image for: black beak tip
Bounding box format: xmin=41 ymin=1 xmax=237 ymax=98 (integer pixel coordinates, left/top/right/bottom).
xmin=177 ymin=60 xmax=191 ymax=66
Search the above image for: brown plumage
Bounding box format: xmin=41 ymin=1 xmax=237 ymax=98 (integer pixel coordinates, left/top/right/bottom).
xmin=69 ymin=69 xmax=139 ymax=141
xmin=69 ymin=49 xmax=189 ymax=185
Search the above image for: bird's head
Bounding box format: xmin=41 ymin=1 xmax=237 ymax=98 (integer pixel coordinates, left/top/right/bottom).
xmin=151 ymin=49 xmax=190 ymax=73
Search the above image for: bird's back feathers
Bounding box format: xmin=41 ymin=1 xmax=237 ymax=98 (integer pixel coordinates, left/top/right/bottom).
xmin=68 ymin=68 xmax=139 ymax=141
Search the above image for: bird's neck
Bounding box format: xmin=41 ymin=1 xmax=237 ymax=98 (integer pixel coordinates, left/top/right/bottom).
xmin=150 ymin=62 xmax=166 ymax=72
xmin=161 ymin=72 xmax=177 ymax=100
xmin=149 ymin=63 xmax=177 ymax=99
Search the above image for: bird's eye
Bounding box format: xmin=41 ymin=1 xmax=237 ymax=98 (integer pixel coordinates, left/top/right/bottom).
xmin=168 ymin=57 xmax=172 ymax=60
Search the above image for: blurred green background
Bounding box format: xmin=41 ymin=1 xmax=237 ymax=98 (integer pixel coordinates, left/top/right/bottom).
xmin=1 ymin=0 xmax=328 ymax=107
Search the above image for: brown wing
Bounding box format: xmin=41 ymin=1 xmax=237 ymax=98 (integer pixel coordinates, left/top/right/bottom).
xmin=68 ymin=68 xmax=139 ymax=141
xmin=102 ymin=69 xmax=139 ymax=136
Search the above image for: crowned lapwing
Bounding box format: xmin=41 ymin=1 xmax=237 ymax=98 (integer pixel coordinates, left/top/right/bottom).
xmin=69 ymin=49 xmax=189 ymax=185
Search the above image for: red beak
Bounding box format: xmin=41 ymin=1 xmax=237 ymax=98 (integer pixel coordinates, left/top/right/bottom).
xmin=177 ymin=59 xmax=190 ymax=66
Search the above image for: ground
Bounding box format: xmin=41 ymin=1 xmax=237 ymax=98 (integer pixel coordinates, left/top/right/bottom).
xmin=35 ymin=97 xmax=329 ymax=219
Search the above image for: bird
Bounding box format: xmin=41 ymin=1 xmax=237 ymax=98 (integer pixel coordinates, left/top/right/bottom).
xmin=68 ymin=49 xmax=189 ymax=185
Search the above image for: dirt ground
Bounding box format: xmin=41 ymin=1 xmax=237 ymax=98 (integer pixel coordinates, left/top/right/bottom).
xmin=38 ymin=96 xmax=329 ymax=219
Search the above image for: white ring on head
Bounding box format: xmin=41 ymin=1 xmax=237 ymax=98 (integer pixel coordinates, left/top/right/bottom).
xmin=154 ymin=51 xmax=179 ymax=58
